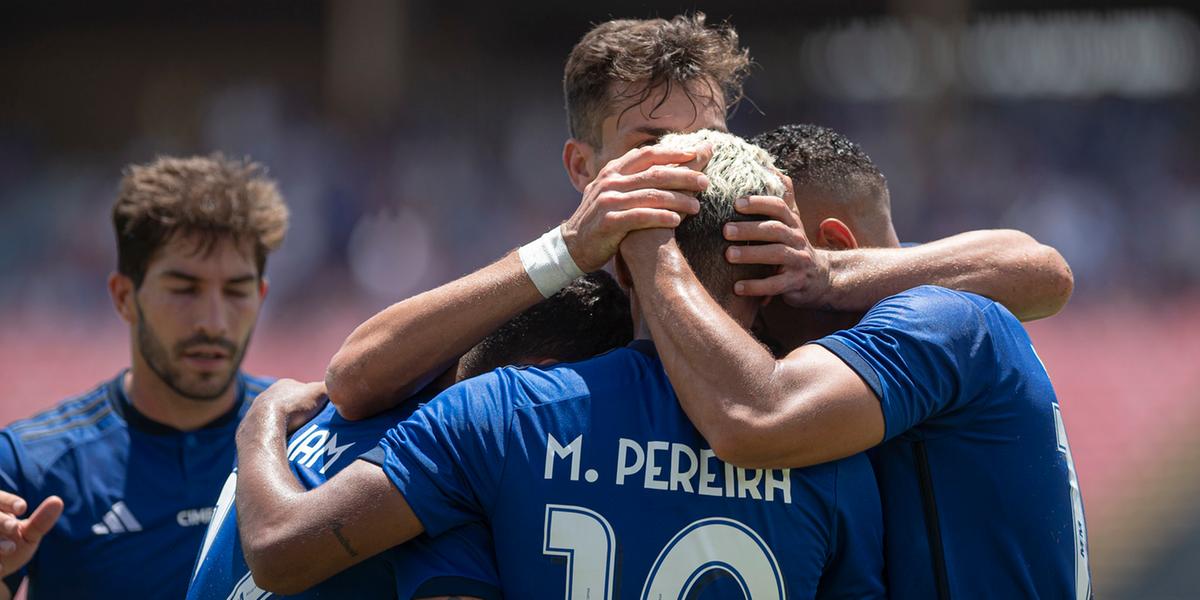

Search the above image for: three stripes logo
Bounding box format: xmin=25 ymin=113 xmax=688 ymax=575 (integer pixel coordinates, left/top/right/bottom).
xmin=91 ymin=501 xmax=142 ymax=535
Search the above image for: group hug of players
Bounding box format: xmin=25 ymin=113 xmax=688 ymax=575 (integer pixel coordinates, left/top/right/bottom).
xmin=0 ymin=13 xmax=1090 ymax=600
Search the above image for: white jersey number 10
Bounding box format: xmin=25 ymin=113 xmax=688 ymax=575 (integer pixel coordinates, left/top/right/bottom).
xmin=542 ymin=503 xmax=786 ymax=599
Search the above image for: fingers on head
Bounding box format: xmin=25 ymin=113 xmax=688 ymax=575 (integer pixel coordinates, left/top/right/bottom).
xmin=736 ymin=196 xmax=797 ymax=224
xmin=619 ymin=146 xmax=699 ymax=175
xmin=734 ymin=273 xmax=792 ymax=297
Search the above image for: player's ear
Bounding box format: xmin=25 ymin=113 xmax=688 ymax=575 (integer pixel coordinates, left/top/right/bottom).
xmin=815 ymin=218 xmax=858 ymax=250
xmin=258 ymin=276 xmax=269 ymax=301
xmin=563 ymin=138 xmax=598 ymax=194
xmin=108 ymin=272 xmax=137 ymax=325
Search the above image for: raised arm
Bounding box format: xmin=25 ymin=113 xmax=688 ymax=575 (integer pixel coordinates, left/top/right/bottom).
xmin=622 ymin=230 xmax=884 ymax=468
xmin=325 ymin=144 xmax=710 ymax=419
xmin=820 ymin=230 xmax=1072 ymax=321
xmin=235 ymin=380 xmax=421 ymax=594
xmin=724 ymin=195 xmax=1073 ymax=322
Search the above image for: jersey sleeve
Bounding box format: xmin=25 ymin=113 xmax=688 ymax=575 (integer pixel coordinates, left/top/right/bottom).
xmin=372 ymin=370 xmax=517 ymax=537
xmin=815 ymin=456 xmax=885 ymax=599
xmin=810 ymin=286 xmax=998 ymax=441
xmin=393 ymin=523 xmax=502 ymax=600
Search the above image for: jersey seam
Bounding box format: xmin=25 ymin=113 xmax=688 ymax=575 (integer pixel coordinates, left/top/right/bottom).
xmin=494 ymin=389 xmax=591 ymax=516
xmin=828 ymin=460 xmax=840 ymax=566
xmin=9 ymin=390 xmax=109 ymax=436
xmin=17 ymin=419 xmax=125 ymax=489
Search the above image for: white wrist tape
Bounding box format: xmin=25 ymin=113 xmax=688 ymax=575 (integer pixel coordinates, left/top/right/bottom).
xmin=519 ymin=225 xmax=585 ymax=298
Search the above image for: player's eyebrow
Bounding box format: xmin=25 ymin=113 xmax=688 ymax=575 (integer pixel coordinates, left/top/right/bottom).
xmin=633 ymin=124 xmax=729 ymax=139
xmin=161 ymin=270 xmax=258 ymax=285
xmin=633 ymin=126 xmax=671 ymax=139
xmin=162 ymin=270 xmax=201 ymax=283
xmin=224 ymin=274 xmax=258 ymax=286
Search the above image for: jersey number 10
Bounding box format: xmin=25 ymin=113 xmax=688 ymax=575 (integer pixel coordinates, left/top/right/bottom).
xmin=542 ymin=504 xmax=787 ymax=599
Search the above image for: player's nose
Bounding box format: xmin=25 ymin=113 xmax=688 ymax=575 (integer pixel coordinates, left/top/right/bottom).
xmin=193 ymin=288 xmax=230 ymax=337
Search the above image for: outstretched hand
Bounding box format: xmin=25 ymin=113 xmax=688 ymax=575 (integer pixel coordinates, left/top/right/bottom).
xmin=562 ymin=143 xmax=712 ymax=272
xmin=0 ymin=490 xmax=63 ymax=578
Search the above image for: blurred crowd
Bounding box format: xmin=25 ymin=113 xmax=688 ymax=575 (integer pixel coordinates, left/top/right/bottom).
xmin=3 ymin=81 xmax=1197 ymax=326
xmin=1 ymin=4 xmax=1198 ymax=597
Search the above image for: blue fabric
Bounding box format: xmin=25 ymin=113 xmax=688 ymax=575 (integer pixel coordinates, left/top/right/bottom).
xmin=813 ymin=285 xmax=1091 ymax=599
xmin=378 ymin=343 xmax=885 ymax=599
xmin=0 ymin=372 xmax=271 ymax=599
xmin=186 ymin=399 xmax=501 ymax=600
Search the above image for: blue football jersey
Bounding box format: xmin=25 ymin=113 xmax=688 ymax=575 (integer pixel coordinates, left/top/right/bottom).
xmin=373 ymin=341 xmax=885 ymax=600
xmin=812 ymin=286 xmax=1091 ymax=599
xmin=0 ymin=371 xmax=271 ymax=599
xmin=188 ymin=400 xmax=502 ymax=600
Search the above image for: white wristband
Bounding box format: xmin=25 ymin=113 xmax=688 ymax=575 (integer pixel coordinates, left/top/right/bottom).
xmin=519 ymin=225 xmax=585 ymax=298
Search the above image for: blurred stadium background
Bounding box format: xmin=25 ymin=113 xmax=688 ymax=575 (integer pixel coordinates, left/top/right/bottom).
xmin=1 ymin=1 xmax=1197 ymax=597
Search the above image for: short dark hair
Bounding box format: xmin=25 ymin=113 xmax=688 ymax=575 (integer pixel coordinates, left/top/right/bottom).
xmin=750 ymin=124 xmax=888 ymax=211
xmin=457 ymin=271 xmax=634 ymax=379
xmin=563 ymin=13 xmax=751 ymax=146
xmin=112 ymin=154 xmax=289 ymax=287
xmin=661 ymin=129 xmax=783 ymax=301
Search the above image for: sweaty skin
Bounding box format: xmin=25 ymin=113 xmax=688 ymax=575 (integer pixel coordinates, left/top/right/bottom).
xmin=326 ymin=80 xmax=1073 ymax=420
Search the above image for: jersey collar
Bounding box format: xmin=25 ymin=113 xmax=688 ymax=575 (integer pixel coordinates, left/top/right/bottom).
xmin=107 ymin=370 xmax=248 ymax=435
xmin=627 ymin=339 xmax=658 ymax=358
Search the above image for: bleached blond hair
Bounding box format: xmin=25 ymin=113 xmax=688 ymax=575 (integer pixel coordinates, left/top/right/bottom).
xmin=657 ymin=129 xmax=785 ymax=300
xmin=659 ymin=129 xmax=785 ymax=200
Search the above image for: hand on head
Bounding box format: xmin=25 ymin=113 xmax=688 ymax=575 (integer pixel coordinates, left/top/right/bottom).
xmin=562 ymin=143 xmax=712 ymax=272
xmin=724 ymin=189 xmax=832 ymax=306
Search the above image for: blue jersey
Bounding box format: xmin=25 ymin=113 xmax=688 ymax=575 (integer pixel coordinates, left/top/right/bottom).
xmin=188 ymin=400 xmax=502 ymax=600
xmin=0 ymin=371 xmax=271 ymax=599
xmin=812 ymin=286 xmax=1091 ymax=599
xmin=372 ymin=341 xmax=884 ymax=600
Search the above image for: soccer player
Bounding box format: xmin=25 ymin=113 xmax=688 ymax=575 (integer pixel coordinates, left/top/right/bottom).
xmin=0 ymin=155 xmax=287 ymax=599
xmin=187 ymin=272 xmax=633 ymax=599
xmin=235 ymin=129 xmax=887 ymax=598
xmin=324 ymin=13 xmax=1074 ymax=424
xmin=626 ymin=124 xmax=1092 ymax=598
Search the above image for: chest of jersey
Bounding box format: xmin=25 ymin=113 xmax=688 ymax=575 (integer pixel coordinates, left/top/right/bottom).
xmin=30 ymin=427 xmax=236 ymax=599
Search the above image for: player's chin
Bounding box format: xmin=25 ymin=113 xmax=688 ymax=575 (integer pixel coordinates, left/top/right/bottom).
xmin=177 ymin=369 xmax=237 ymax=401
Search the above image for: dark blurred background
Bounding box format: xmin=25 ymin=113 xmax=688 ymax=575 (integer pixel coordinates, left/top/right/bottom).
xmin=2 ymin=1 xmax=1198 ymax=597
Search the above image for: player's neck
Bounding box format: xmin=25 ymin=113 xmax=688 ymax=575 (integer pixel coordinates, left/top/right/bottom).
xmin=632 ymin=295 xmax=758 ymax=341
xmin=759 ymin=301 xmax=865 ymax=353
xmin=123 ymin=363 xmax=239 ymax=432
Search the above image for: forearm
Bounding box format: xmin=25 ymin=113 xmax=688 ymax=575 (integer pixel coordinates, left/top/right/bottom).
xmin=235 ymin=402 xmax=422 ymax=593
xmin=326 ymin=251 xmax=543 ymax=419
xmin=623 ymin=234 xmax=782 ymax=459
xmin=234 ymin=406 xmax=312 ymax=588
xmin=823 ymin=229 xmax=1073 ymax=321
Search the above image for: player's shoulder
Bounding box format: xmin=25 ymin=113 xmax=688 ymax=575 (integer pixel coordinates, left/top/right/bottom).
xmin=497 ymin=345 xmax=651 ymax=403
xmin=3 ymin=375 xmax=126 ymax=471
xmin=860 ymin=285 xmax=995 ymax=331
xmin=881 ymin=285 xmax=993 ymax=312
xmin=239 ymin=372 xmax=275 ymax=398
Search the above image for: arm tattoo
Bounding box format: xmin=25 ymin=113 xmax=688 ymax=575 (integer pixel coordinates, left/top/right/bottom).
xmin=330 ymin=522 xmax=359 ymax=558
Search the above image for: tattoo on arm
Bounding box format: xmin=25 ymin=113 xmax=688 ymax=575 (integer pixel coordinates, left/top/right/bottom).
xmin=330 ymin=522 xmax=359 ymax=558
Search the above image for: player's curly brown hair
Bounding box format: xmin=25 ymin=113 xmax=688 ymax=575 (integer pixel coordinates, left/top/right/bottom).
xmin=112 ymin=154 xmax=289 ymax=287
xmin=563 ymin=13 xmax=751 ymax=147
